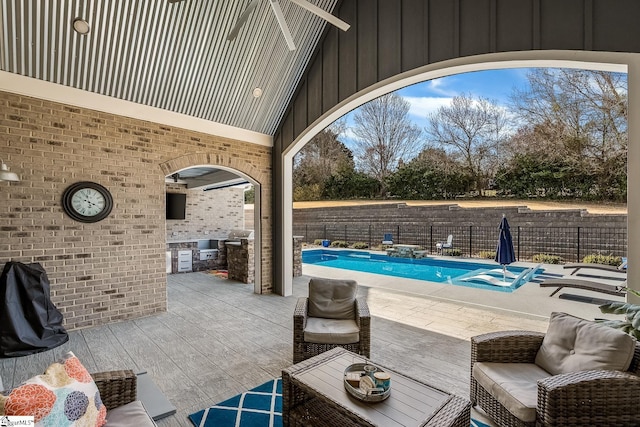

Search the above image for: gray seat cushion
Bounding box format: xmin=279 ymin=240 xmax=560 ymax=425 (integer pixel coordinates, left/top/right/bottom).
xmin=535 ymin=312 xmax=637 ymax=376
xmin=473 ymin=362 xmax=551 ymax=423
xmin=106 ymin=400 xmax=157 ymax=427
xmin=308 ymin=278 xmax=358 ymax=320
xmin=304 ymin=317 xmax=360 ymax=344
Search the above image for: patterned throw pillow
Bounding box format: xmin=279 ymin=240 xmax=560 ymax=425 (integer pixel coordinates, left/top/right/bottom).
xmin=0 ymin=351 xmax=107 ymax=426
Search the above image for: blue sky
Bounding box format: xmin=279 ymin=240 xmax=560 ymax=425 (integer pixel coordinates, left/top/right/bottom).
xmin=339 ymin=68 xmax=532 ymax=146
xmin=397 ymin=68 xmax=530 ymax=126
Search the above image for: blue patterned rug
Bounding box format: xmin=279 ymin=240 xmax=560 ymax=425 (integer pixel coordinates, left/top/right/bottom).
xmin=188 ymin=378 xmax=491 ymax=427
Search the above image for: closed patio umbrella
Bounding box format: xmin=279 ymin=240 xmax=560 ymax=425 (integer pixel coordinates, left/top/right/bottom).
xmin=495 ymin=214 xmax=516 ymax=281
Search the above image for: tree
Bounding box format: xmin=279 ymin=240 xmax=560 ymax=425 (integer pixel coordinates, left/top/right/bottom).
xmin=508 ymin=69 xmax=627 ymax=201
xmin=293 ymin=120 xmax=354 ymax=200
xmin=425 ymin=94 xmax=509 ymax=194
xmin=509 ymin=69 xmax=626 ymax=166
xmin=350 ymin=93 xmax=423 ymax=195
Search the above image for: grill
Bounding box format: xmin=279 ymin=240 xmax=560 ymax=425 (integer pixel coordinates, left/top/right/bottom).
xmin=226 ymin=229 xmax=255 ymax=244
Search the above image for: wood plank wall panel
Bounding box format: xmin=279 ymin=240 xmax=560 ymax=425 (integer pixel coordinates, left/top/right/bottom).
xmin=307 ymin=55 xmax=323 ymax=124
xmin=337 ymin=0 xmax=358 ymax=101
xmin=540 ymin=0 xmax=584 ymax=50
xmin=323 ymin=28 xmax=340 ymax=114
xmin=401 ymin=0 xmax=427 ymax=73
xmin=495 ymin=0 xmax=535 ymax=52
xmin=378 ymin=1 xmax=402 ymax=81
xmin=459 ymin=0 xmax=492 ymax=57
xmin=294 ymin=80 xmax=308 ymax=137
xmin=592 ymin=0 xmax=640 ymax=52
xmin=428 ymin=0 xmax=457 ymax=63
xmin=357 ymin=0 xmax=378 ymax=91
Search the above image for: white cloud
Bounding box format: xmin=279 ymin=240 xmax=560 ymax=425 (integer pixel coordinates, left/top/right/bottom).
xmin=404 ymin=96 xmax=452 ymax=119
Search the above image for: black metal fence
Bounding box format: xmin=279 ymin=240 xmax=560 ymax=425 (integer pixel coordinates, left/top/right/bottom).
xmin=293 ymin=223 xmax=627 ymax=262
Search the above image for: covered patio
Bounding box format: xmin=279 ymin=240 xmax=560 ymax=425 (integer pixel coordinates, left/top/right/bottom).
xmin=1 ymin=1 xmax=640 ymax=426
xmin=0 ymin=267 xmax=617 ymax=426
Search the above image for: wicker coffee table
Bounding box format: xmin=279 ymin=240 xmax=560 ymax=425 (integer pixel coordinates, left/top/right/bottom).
xmin=282 ymin=347 xmax=470 ymax=427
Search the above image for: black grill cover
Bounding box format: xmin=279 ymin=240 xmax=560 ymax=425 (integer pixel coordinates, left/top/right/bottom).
xmin=0 ymin=262 xmax=69 ymax=357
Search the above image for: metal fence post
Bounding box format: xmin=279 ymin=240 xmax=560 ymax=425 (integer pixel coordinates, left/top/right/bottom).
xmin=577 ymin=227 xmax=581 ymax=262
xmin=324 ymin=224 xmax=327 ymax=240
xmin=397 ymin=225 xmax=400 ymax=244
xmin=517 ymin=226 xmax=521 ymax=261
xmin=344 ymin=224 xmax=347 ymax=242
xmin=469 ymin=226 xmax=473 ymax=257
xmin=368 ymin=224 xmax=372 ymax=248
xmin=430 ymin=225 xmax=433 ymax=253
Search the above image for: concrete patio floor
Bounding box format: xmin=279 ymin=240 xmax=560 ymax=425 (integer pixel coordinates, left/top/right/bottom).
xmin=0 ymin=263 xmax=625 ymax=427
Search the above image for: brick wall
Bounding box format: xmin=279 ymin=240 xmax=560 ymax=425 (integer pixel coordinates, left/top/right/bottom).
xmin=0 ymin=91 xmax=272 ymax=330
xmin=165 ymin=183 xmax=245 ymax=241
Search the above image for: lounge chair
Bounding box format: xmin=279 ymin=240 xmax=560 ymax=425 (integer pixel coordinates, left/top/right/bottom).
xmin=539 ymin=278 xmax=627 ymax=297
xmin=563 ymin=260 xmax=627 ymax=276
xmin=435 ymin=234 xmax=453 ymax=253
xmin=486 ymin=268 xmax=518 ymax=279
xmin=461 ymin=265 xmax=540 ymax=288
xmin=382 ymin=233 xmax=394 ymax=245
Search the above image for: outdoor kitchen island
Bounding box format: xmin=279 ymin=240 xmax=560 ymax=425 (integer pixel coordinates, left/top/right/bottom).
xmin=166 ymin=238 xmax=227 ymax=274
xmin=166 ymin=230 xmax=254 ymax=280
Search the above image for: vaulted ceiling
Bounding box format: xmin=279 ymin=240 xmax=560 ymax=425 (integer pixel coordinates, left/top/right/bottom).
xmin=0 ymin=0 xmax=340 ymax=136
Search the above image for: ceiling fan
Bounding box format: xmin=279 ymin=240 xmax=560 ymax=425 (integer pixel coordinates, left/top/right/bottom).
xmin=227 ymin=0 xmax=350 ymax=51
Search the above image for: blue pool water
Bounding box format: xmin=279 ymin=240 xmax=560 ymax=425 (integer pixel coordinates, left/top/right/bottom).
xmin=303 ymin=249 xmax=538 ymax=292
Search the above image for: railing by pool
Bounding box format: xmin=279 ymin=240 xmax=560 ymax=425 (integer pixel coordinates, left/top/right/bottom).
xmin=293 ymin=223 xmax=627 ymax=263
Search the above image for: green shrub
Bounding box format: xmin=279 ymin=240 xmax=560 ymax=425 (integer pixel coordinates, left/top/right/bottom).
xmin=443 ymin=248 xmax=462 ymax=256
xmin=477 ymin=250 xmax=496 ymax=259
xmin=330 ymin=240 xmax=349 ymax=248
xmin=533 ymin=253 xmax=563 ymax=264
xmin=581 ymin=253 xmax=623 ymax=266
xmin=313 ymin=239 xmax=325 ymax=246
xmin=352 ymin=242 xmax=369 ymax=249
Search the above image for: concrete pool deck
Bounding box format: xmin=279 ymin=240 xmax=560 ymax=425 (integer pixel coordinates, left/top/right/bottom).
xmin=302 ymin=252 xmax=627 ymax=324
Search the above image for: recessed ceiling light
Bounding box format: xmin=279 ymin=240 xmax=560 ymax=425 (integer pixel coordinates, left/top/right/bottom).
xmin=252 ymin=87 xmax=263 ymax=98
xmin=73 ymin=18 xmax=90 ymax=35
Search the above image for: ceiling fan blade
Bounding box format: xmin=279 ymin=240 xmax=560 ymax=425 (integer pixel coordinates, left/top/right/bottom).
xmin=290 ymin=0 xmax=350 ymax=31
xmin=227 ymin=0 xmax=260 ymax=41
xmin=269 ymin=0 xmax=296 ymax=51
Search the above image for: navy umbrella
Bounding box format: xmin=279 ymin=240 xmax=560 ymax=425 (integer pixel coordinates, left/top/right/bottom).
xmin=495 ymin=214 xmax=516 ymax=281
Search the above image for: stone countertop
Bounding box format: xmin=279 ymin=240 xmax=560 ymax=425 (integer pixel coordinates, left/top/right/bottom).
xmin=167 ymin=239 xmax=200 ymax=244
xmin=167 ymin=237 xmax=228 ymax=244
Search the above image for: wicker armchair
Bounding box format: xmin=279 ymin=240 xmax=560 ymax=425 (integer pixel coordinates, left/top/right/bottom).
xmin=293 ymin=278 xmax=370 ymax=364
xmin=91 ymin=370 xmax=157 ymax=426
xmin=471 ymin=330 xmax=640 ymax=427
xmin=91 ymin=370 xmax=138 ymax=410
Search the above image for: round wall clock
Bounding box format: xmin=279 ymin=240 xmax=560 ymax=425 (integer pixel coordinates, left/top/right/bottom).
xmin=62 ymin=181 xmax=113 ymax=223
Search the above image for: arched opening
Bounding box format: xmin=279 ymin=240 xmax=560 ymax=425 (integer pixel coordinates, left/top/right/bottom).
xmin=278 ymin=50 xmax=640 ymax=298
xmin=163 ymin=163 xmax=263 ymax=294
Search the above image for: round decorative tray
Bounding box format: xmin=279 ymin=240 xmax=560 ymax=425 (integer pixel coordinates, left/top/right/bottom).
xmin=343 ymin=363 xmax=391 ymax=402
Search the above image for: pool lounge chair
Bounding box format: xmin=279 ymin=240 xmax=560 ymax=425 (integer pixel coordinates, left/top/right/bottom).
xmin=563 ymin=259 xmax=627 ymax=276
xmin=486 ymin=268 xmax=518 ymax=279
xmin=435 ymin=235 xmax=453 ymax=253
xmin=539 ymin=278 xmax=627 ymax=297
xmin=382 ymin=233 xmax=394 ymax=245
xmin=461 ymin=265 xmax=540 ymax=288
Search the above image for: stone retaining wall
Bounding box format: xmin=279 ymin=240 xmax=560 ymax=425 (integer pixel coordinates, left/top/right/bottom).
xmin=293 ymin=203 xmax=627 ymax=262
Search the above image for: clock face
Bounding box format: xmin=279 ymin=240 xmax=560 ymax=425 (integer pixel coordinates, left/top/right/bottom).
xmin=71 ymin=188 xmax=106 ymax=217
xmin=62 ymin=182 xmax=113 ymax=223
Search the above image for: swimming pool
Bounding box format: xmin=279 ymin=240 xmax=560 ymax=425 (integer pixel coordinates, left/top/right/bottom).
xmin=302 ymin=249 xmax=539 ymax=292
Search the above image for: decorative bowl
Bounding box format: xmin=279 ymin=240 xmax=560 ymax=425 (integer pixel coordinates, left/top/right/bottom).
xmin=343 ymin=363 xmax=391 ymax=402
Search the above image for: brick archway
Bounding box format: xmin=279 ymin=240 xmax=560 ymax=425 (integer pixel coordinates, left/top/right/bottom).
xmin=160 ymin=152 xmax=270 ymax=294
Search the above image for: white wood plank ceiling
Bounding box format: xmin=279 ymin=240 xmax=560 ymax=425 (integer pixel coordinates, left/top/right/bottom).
xmin=0 ymin=0 xmax=339 ymax=135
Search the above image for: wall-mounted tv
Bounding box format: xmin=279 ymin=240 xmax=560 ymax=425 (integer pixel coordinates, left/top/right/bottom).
xmin=166 ymin=193 xmax=187 ymax=220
